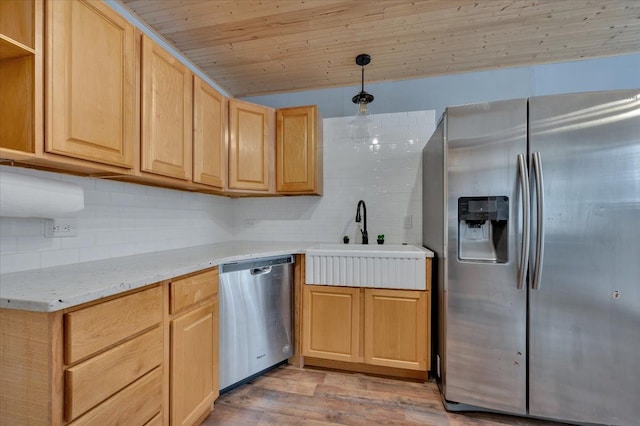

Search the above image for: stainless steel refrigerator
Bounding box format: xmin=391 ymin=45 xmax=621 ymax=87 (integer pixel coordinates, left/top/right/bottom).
xmin=422 ymin=90 xmax=640 ymax=425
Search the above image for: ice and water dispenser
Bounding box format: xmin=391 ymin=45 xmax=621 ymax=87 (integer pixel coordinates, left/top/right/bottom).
xmin=458 ymin=196 xmax=509 ymax=263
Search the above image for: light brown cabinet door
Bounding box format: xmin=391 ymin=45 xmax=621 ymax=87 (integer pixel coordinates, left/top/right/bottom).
xmin=364 ymin=289 xmax=428 ymax=371
xmin=228 ymin=99 xmax=272 ymax=191
xmin=276 ymin=105 xmax=322 ymax=194
xmin=171 ymin=300 xmax=218 ymax=426
xmin=46 ymin=0 xmax=135 ymax=168
xmin=141 ymin=35 xmax=192 ymax=180
xmin=193 ymin=76 xmax=226 ymax=189
xmin=302 ymin=285 xmax=360 ymax=362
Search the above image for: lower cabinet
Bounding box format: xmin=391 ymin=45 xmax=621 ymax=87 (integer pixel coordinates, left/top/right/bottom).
xmin=0 ymin=285 xmax=164 ymax=425
xmin=64 ymin=328 xmax=163 ymax=421
xmin=302 ymin=285 xmax=430 ymax=374
xmin=364 ymin=289 xmax=429 ymax=371
xmin=63 ymin=286 xmax=164 ymax=424
xmin=169 ymin=269 xmax=219 ymax=426
xmin=0 ymin=269 xmax=220 ymax=426
xmin=302 ymin=285 xmax=360 ymax=362
xmin=67 ymin=368 xmax=163 ymax=426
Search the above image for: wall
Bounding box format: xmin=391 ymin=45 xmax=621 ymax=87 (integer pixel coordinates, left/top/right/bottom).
xmin=3 ymin=52 xmax=637 ymax=274
xmin=235 ymin=53 xmax=639 ymax=243
xmin=0 ymin=111 xmax=433 ymax=273
xmin=242 ymin=53 xmax=640 ymax=119
xmin=0 ymin=166 xmax=234 ymax=274
xmin=233 ymin=111 xmax=435 ymax=245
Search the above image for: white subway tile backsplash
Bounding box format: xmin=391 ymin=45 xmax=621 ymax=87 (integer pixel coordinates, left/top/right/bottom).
xmin=95 ymin=178 xmax=125 ymax=193
xmin=82 ymin=189 xmax=110 ymax=206
xmin=40 ymin=248 xmax=80 ymax=269
xmin=0 ymin=252 xmax=41 ymax=272
xmin=233 ymin=110 xmax=435 ymax=245
xmin=0 ymin=236 xmax=17 ymax=253
xmin=107 ymin=242 xmax=143 ymax=258
xmin=93 ymin=229 xmax=131 ymax=246
xmin=1 ymin=165 xmax=235 ymax=274
xmin=0 ymin=110 xmax=434 ymax=274
xmin=121 ymin=182 xmax=148 ymax=195
xmin=17 ymin=235 xmax=61 ymax=252
xmin=78 ymin=246 xmax=112 ymax=263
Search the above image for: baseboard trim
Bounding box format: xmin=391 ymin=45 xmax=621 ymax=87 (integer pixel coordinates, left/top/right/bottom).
xmin=303 ymin=357 xmax=429 ymax=381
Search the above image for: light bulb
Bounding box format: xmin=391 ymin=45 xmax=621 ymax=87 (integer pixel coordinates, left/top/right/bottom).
xmin=358 ymin=101 xmax=369 ymax=116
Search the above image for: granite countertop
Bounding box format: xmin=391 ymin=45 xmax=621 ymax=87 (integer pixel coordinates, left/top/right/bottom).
xmin=0 ymin=241 xmax=312 ymax=312
xmin=0 ymin=241 xmax=435 ymax=313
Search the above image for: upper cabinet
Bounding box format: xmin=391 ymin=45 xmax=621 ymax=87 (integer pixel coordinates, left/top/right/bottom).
xmin=0 ymin=0 xmax=36 ymax=53
xmin=46 ymin=0 xmax=136 ymax=169
xmin=228 ymin=99 xmax=275 ymax=192
xmin=141 ymin=35 xmax=193 ymax=181
xmin=276 ymin=105 xmax=323 ymax=195
xmin=1 ymin=0 xmax=137 ymax=174
xmin=0 ymin=0 xmax=41 ymax=159
xmin=193 ymin=76 xmax=227 ymax=190
xmin=1 ymin=0 xmax=322 ymax=197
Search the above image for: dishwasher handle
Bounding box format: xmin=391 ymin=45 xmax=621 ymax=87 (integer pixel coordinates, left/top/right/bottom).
xmin=250 ymin=266 xmax=272 ymax=276
xmin=220 ymin=255 xmax=295 ymax=274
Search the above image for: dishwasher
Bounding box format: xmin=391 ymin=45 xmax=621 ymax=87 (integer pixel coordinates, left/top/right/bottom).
xmin=218 ymin=255 xmax=294 ymax=392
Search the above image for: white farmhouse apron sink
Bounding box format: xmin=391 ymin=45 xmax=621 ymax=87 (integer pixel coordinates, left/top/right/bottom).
xmin=305 ymin=244 xmax=428 ymax=290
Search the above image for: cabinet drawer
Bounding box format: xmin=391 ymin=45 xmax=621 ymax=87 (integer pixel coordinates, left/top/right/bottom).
xmin=64 ymin=286 xmax=162 ymax=364
xmin=170 ymin=269 xmax=218 ymax=314
xmin=68 ymin=367 xmax=162 ymax=426
xmin=65 ymin=326 xmax=163 ymax=421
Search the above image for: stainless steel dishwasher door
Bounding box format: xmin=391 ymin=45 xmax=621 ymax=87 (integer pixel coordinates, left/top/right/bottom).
xmin=218 ymin=255 xmax=294 ymax=391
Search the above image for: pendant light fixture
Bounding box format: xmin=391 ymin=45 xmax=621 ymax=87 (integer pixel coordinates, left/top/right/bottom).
xmin=352 ymin=54 xmax=374 ymax=116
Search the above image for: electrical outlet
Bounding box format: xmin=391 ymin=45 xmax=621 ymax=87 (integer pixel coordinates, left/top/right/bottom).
xmin=44 ymin=218 xmax=78 ymax=238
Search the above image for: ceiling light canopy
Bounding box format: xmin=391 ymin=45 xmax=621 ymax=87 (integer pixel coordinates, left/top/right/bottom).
xmin=352 ymin=54 xmax=374 ymax=116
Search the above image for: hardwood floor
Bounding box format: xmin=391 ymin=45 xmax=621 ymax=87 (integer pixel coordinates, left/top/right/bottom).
xmin=203 ymin=365 xmax=565 ymax=425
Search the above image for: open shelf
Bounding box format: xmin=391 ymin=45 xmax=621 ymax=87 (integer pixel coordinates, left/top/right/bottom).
xmin=0 ymin=34 xmax=35 ymax=60
xmin=0 ymin=0 xmax=38 ymax=155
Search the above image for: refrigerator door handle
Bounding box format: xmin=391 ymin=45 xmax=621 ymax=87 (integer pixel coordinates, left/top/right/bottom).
xmin=532 ymin=151 xmax=545 ymax=290
xmin=517 ymin=153 xmax=530 ymax=290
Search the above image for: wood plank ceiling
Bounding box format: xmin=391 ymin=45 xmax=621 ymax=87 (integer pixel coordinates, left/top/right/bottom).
xmin=120 ymin=0 xmax=640 ymax=97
